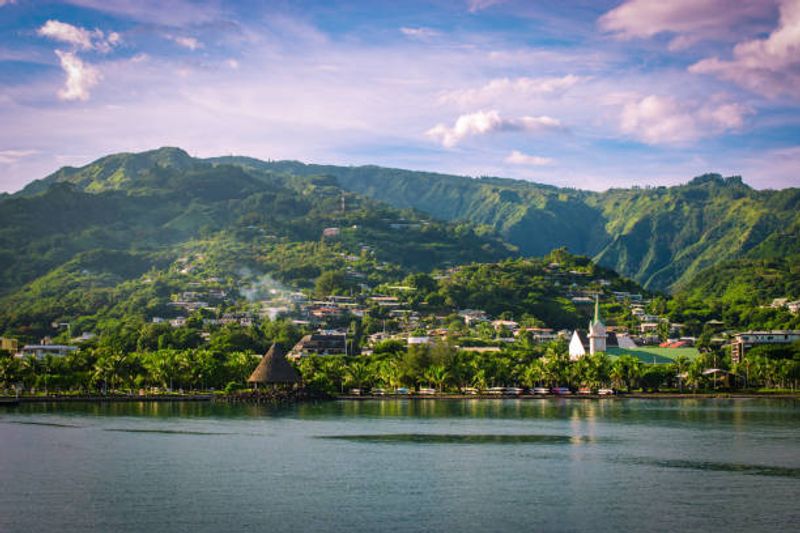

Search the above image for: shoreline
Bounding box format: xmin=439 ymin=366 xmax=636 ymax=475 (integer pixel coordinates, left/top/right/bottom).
xmin=2 ymin=391 xmax=799 ymax=404
xmin=336 ymin=392 xmax=800 ymax=401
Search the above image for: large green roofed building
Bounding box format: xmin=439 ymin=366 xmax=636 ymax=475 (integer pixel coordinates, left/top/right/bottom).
xmin=606 ymin=346 xmax=700 ymax=364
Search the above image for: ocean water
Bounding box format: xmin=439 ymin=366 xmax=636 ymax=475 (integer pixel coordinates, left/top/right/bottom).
xmin=0 ymin=398 xmax=798 ymax=532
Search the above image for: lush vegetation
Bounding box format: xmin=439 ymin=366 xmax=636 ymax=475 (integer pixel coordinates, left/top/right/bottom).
xmin=234 ymin=158 xmax=800 ymax=291
xmin=0 ymin=147 xmax=514 ymax=338
xmin=0 ymin=317 xmax=307 ymax=394
xmin=1 ymin=147 xmax=798 ymax=398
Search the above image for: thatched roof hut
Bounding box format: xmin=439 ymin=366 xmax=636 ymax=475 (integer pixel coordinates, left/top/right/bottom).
xmin=247 ymin=344 xmax=301 ymax=387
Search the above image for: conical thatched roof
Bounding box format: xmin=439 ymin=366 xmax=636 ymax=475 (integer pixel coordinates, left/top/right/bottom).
xmin=247 ymin=344 xmax=301 ymax=384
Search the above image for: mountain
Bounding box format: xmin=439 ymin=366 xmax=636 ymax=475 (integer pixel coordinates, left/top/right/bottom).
xmin=675 ymin=256 xmax=800 ymax=305
xmin=0 ymin=148 xmax=516 ymax=336
xmin=208 ymin=157 xmax=800 ymax=291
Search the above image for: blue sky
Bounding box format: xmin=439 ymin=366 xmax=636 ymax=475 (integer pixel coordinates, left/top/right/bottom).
xmin=0 ymin=0 xmax=798 ymax=192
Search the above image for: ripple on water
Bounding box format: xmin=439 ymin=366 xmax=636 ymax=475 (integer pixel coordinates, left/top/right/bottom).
xmin=2 ymin=420 xmax=82 ymax=428
xmin=317 ymin=433 xmax=598 ymax=445
xmin=619 ymin=457 xmax=800 ymax=479
xmin=103 ymin=428 xmax=233 ymax=435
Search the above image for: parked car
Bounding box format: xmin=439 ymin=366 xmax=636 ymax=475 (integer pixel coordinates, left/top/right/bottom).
xmin=551 ymin=387 xmax=572 ymax=395
xmin=532 ymin=387 xmax=550 ymax=395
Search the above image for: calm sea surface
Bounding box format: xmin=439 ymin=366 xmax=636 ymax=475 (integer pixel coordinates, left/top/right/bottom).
xmin=1 ymin=398 xmax=798 ymax=532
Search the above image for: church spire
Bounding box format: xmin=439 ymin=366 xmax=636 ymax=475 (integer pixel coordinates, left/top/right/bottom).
xmin=594 ymin=294 xmax=600 ymax=324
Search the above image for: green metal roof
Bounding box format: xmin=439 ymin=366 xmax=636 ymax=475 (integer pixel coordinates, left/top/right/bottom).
xmin=606 ymin=346 xmax=700 ymax=364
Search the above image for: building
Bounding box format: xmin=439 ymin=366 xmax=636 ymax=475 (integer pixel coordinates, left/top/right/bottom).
xmin=569 ymin=297 xmax=618 ymax=360
xmin=17 ymin=344 xmax=78 ymax=359
xmin=0 ymin=337 xmax=19 ymax=353
xmin=247 ymin=344 xmax=301 ymax=389
xmin=588 ymin=296 xmax=606 ymax=354
xmin=289 ymin=332 xmax=349 ymax=358
xmin=730 ymin=331 xmax=800 ymax=364
xmin=458 ymin=309 xmax=489 ymax=326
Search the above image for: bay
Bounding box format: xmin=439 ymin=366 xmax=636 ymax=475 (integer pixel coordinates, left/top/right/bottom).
xmin=1 ymin=398 xmax=798 ymax=532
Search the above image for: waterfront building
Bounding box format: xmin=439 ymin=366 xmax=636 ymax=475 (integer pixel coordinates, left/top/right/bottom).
xmin=248 ymin=344 xmax=300 ymax=388
xmin=730 ymin=331 xmax=800 ymax=364
xmin=569 ymin=297 xmax=617 ymax=360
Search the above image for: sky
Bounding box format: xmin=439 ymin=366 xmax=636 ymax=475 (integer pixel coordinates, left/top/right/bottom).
xmin=0 ymin=0 xmax=799 ymax=192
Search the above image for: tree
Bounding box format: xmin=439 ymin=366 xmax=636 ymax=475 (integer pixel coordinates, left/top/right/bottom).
xmin=672 ymin=355 xmax=690 ymax=392
xmin=345 ymin=360 xmax=371 ymax=390
xmin=522 ymin=359 xmax=546 ymax=388
xmin=424 ymin=364 xmax=450 ymax=392
xmin=611 ymin=355 xmax=642 ymax=392
xmin=315 ymin=270 xmax=348 ymax=297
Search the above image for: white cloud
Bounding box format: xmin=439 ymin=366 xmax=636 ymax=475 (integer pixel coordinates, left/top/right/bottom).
xmin=690 ymin=0 xmax=800 ymax=98
xmin=599 ymin=0 xmax=776 ymax=50
xmin=468 ymin=0 xmax=506 ymax=13
xmin=62 ymin=0 xmax=221 ymax=26
xmin=37 ymin=20 xmax=120 ymax=53
xmin=620 ymin=94 xmax=751 ymax=144
xmin=171 ymin=36 xmax=202 ymax=51
xmin=55 ymin=50 xmax=101 ymax=101
xmin=506 ymin=150 xmax=554 ymax=166
xmin=439 ymin=75 xmax=582 ymax=106
xmin=36 ymin=20 xmax=119 ymax=101
xmin=0 ymin=149 xmax=37 ymax=164
xmin=426 ymin=110 xmax=562 ymax=148
xmin=400 ymin=27 xmax=439 ymax=39
xmin=38 ymin=20 xmax=94 ymax=50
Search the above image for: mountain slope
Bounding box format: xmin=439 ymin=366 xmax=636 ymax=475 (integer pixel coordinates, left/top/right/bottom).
xmin=0 ymin=148 xmax=518 ymax=336
xmin=210 ymin=157 xmax=799 ymax=291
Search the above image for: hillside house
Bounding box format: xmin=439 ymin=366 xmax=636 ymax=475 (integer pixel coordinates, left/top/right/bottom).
xmin=730 ymin=331 xmax=800 ymax=364
xmin=289 ymin=332 xmax=349 ymax=358
xmin=17 ymin=344 xmax=78 ymax=359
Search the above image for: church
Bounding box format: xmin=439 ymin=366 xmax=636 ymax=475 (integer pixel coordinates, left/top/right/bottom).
xmin=569 ymin=296 xmax=622 ymax=360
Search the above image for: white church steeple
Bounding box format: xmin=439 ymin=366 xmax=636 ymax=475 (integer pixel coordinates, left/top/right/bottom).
xmin=588 ymin=295 xmax=606 ymax=354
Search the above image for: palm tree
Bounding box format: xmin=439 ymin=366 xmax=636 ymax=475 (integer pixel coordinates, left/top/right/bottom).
xmin=685 ymin=359 xmax=705 ymax=391
xmin=613 ymin=355 xmax=642 ymax=392
xmin=345 ymin=360 xmax=371 ymax=390
xmin=424 ymin=364 xmax=450 ymax=392
xmin=672 ymin=355 xmax=690 ymax=392
xmin=588 ymin=353 xmax=611 ymax=389
xmin=471 ymin=369 xmax=488 ymax=391
xmin=0 ymin=356 xmax=20 ymax=392
xmin=19 ymin=355 xmax=38 ymax=393
xmin=378 ymin=359 xmax=403 ymax=390
xmin=522 ymin=359 xmax=546 ymax=388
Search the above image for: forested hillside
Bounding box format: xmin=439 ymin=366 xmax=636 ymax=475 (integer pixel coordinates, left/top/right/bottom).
xmin=0 ymin=148 xmax=515 ymax=337
xmin=213 ymin=157 xmax=799 ymax=291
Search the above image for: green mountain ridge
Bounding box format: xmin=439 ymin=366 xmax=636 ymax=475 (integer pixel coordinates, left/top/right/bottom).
xmin=8 ymin=147 xmax=800 ymax=298
xmin=0 ymin=148 xmax=519 ymax=336
xmin=203 ymin=155 xmax=799 ymax=291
